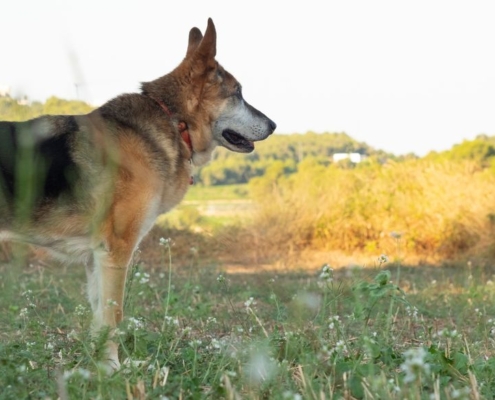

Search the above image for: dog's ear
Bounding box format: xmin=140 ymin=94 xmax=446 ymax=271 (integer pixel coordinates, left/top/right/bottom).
xmin=186 ymin=27 xmax=203 ymax=58
xmin=194 ymin=18 xmax=217 ymax=63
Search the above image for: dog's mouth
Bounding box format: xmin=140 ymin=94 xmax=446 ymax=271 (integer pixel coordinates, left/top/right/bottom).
xmin=222 ymin=129 xmax=255 ymax=152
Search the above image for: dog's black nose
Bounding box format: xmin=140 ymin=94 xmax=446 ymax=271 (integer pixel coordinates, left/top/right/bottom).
xmin=268 ymin=119 xmax=277 ymax=133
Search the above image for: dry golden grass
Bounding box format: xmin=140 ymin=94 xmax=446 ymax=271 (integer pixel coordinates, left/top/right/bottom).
xmin=248 ymin=159 xmax=495 ymax=264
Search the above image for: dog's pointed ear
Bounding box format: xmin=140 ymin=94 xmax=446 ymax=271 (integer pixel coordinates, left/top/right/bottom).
xmin=195 ymin=18 xmax=217 ymax=61
xmin=186 ymin=27 xmax=203 ymax=58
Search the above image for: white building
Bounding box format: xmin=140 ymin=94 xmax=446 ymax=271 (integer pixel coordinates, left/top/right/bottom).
xmin=332 ymin=152 xmax=366 ymax=163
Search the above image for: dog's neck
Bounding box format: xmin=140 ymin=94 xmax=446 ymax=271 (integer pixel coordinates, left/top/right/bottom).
xmin=148 ymin=96 xmax=194 ymax=185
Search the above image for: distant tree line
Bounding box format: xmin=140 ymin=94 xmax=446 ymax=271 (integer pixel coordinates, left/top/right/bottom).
xmin=2 ymin=95 xmax=494 ymax=186
xmin=0 ymin=96 xmax=93 ymax=122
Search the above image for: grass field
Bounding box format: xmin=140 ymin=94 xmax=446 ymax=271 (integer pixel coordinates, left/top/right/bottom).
xmin=156 ymin=184 xmax=254 ymax=233
xmin=1 ymin=239 xmax=495 ymax=399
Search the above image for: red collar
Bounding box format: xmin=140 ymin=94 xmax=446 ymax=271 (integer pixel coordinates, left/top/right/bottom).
xmin=150 ymin=96 xmax=194 ymax=185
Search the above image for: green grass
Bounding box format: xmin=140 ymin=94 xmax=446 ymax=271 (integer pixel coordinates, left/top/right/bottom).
xmin=1 ymin=243 xmax=495 ymax=399
xmin=184 ymin=184 xmax=250 ymax=202
xmin=157 ymin=184 xmax=254 ymax=231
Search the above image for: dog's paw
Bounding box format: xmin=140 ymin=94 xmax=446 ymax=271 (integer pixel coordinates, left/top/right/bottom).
xmin=97 ymin=358 xmax=121 ymax=375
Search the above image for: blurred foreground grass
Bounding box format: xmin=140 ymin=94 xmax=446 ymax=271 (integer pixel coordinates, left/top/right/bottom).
xmin=1 ymin=243 xmax=495 ymax=399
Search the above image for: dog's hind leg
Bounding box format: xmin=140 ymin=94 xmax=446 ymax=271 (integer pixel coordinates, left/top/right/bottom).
xmin=85 ymin=254 xmax=99 ymax=314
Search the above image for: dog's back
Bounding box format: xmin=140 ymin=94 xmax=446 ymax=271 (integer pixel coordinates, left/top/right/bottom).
xmin=0 ymin=116 xmax=84 ymax=225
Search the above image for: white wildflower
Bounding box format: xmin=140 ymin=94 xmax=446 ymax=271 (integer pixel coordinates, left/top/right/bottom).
xmin=244 ymin=297 xmax=256 ymax=308
xmin=114 ymin=328 xmax=125 ymax=336
xmin=400 ymin=347 xmax=430 ymax=383
xmin=159 ymin=237 xmax=172 ymax=246
xmin=435 ymin=329 xmax=461 ymax=339
xmin=127 ymin=317 xmax=144 ymax=331
xmin=207 ymin=338 xmax=222 ymax=351
xmin=139 ymin=272 xmax=150 ymax=284
xmin=328 ymin=315 xmax=340 ymax=330
xmin=63 ymin=368 xmax=91 ymax=381
xmin=405 ymin=306 xmax=419 ymax=319
xmin=75 ymin=304 xmax=88 ymax=316
xmin=189 ymin=339 xmax=202 ymax=348
xmin=164 ymin=316 xmax=180 ymax=326
xmin=378 ymin=254 xmax=389 ymax=264
xmin=318 ymin=264 xmax=333 ymax=282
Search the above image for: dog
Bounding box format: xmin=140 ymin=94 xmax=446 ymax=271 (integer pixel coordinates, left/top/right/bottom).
xmin=0 ymin=18 xmax=276 ymax=370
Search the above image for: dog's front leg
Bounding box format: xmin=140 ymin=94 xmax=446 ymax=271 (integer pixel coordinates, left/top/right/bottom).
xmin=89 ymin=245 xmax=132 ymax=372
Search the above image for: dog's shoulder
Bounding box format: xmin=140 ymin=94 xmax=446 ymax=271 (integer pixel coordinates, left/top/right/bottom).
xmin=97 ymin=93 xmax=158 ymax=129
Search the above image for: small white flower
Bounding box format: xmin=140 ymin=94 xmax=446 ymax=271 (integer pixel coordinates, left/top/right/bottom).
xmin=139 ymin=272 xmax=150 ymax=284
xmin=216 ymin=274 xmax=226 ymax=283
xmin=319 ymin=264 xmax=333 ymax=281
xmin=19 ymin=308 xmax=28 ymax=318
xmin=63 ymin=368 xmax=91 ymax=381
xmin=400 ymin=347 xmax=430 ymax=383
xmin=378 ymin=254 xmax=389 ymax=264
xmin=405 ymin=306 xmax=419 ymax=319
xmin=244 ymin=297 xmax=256 ymax=308
xmin=114 ymin=328 xmax=125 ymax=336
xmin=159 ymin=237 xmax=172 ymax=246
xmin=328 ymin=315 xmax=340 ymax=330
xmin=127 ymin=317 xmax=144 ymax=331
xmin=164 ymin=316 xmax=179 ymax=326
xmin=435 ymin=328 xmax=461 ymax=339
xmin=189 ymin=339 xmax=202 ymax=348
xmin=75 ymin=304 xmax=88 ymax=316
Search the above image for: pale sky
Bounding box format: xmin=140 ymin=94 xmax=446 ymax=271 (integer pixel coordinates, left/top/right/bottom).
xmin=2 ymin=0 xmax=495 ymax=156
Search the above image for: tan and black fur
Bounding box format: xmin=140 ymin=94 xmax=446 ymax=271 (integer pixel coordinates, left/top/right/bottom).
xmin=0 ymin=18 xmax=275 ymax=370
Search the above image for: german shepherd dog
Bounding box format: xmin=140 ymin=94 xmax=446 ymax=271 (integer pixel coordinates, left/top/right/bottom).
xmin=0 ymin=18 xmax=276 ymax=370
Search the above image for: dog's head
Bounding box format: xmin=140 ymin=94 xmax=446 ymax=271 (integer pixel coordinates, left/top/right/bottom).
xmin=142 ymin=19 xmax=276 ymax=166
xmin=184 ymin=19 xmax=277 ymax=155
